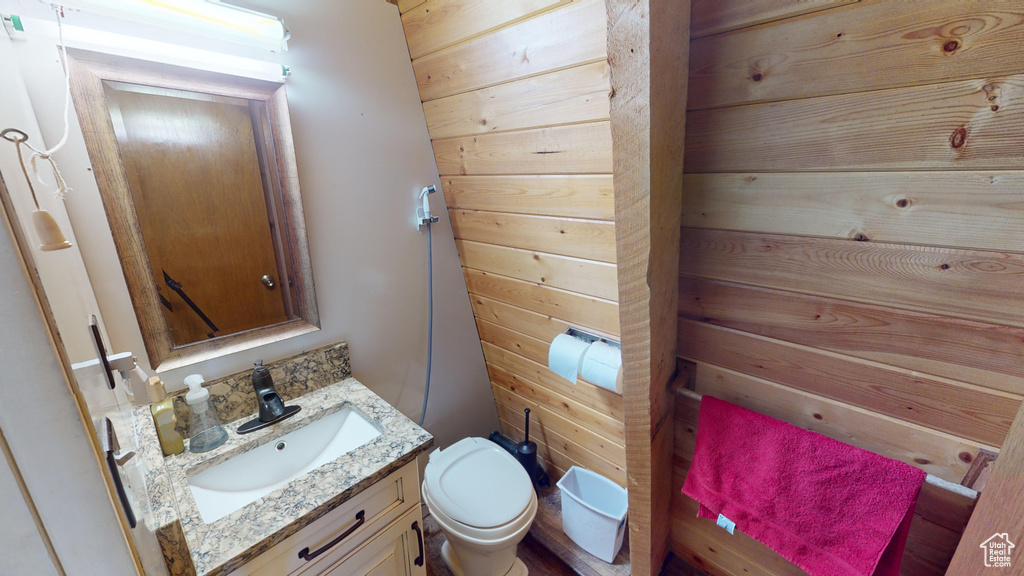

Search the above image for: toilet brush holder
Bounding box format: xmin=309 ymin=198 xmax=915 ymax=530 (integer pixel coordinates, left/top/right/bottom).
xmin=516 ymin=409 xmax=538 ymax=488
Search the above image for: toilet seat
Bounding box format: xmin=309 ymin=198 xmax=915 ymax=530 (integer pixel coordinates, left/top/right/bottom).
xmin=423 ymin=438 xmax=535 ymax=536
xmin=424 ymin=483 xmax=537 ymax=542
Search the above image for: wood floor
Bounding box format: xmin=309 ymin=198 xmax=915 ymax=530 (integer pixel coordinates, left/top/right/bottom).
xmin=422 ymin=511 xmax=705 ymax=576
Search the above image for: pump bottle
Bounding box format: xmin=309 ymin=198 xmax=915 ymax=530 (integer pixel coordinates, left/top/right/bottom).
xmin=184 ymin=374 xmax=228 ymax=453
xmin=148 ymin=377 xmax=184 ymax=456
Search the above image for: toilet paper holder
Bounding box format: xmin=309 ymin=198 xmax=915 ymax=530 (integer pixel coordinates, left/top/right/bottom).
xmin=563 ymin=327 xmax=620 ymax=349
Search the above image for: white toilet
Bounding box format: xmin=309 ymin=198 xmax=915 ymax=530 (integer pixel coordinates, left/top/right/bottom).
xmin=422 ymin=437 xmax=538 ymax=576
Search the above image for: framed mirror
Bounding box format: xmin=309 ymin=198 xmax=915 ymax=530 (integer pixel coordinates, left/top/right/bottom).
xmin=67 ymin=50 xmax=318 ymax=371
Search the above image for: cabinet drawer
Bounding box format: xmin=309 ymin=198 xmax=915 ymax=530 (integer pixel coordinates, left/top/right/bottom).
xmin=315 ymin=507 xmax=426 ymax=576
xmin=229 ymin=461 xmax=420 ymax=576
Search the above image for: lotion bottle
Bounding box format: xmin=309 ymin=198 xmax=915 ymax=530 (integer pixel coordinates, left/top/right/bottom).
xmin=148 ymin=377 xmax=184 ymax=456
xmin=184 ymin=374 xmax=228 ymax=453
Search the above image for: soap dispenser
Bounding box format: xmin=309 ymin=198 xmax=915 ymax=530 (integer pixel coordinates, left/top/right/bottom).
xmin=148 ymin=377 xmax=184 ymax=456
xmin=184 ymin=374 xmax=228 ymax=453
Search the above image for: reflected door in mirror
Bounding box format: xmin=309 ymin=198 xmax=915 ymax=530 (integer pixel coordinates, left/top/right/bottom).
xmin=105 ymin=84 xmax=289 ymax=346
xmin=68 ymin=50 xmax=318 ymax=370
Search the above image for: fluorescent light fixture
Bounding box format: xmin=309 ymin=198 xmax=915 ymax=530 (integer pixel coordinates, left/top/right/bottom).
xmin=30 ymin=18 xmax=288 ymax=81
xmin=53 ymin=0 xmax=288 ymax=51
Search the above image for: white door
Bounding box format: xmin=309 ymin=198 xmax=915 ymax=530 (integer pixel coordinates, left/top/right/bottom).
xmin=0 ymin=21 xmax=156 ymax=575
xmin=0 ymin=182 xmax=142 ymax=576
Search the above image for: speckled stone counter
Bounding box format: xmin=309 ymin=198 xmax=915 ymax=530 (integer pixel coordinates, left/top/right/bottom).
xmin=134 ymin=376 xmax=433 ymax=576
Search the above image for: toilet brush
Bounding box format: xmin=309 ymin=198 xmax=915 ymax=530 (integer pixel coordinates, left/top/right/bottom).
xmin=516 ymin=409 xmax=538 ymax=489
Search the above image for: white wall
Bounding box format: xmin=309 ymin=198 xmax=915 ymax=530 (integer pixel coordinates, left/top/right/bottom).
xmin=1 ymin=0 xmax=498 ymax=450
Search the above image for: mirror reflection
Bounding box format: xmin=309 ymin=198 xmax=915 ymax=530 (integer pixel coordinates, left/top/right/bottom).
xmin=104 ymin=83 xmax=293 ymax=345
xmin=68 ymin=50 xmax=318 ymax=370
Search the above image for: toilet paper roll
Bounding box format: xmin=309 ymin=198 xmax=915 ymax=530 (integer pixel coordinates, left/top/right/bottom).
xmin=580 ymin=342 xmax=623 ymax=394
xmin=548 ymin=333 xmax=591 ymax=384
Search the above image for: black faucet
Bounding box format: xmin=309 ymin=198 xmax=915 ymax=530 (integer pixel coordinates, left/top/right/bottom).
xmin=237 ymin=360 xmax=301 ymax=434
xmin=252 ymin=360 xmax=285 ymax=421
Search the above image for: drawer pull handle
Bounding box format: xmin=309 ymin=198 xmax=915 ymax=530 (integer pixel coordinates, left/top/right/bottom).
xmin=412 ymin=521 xmax=424 ymax=566
xmin=298 ymin=510 xmax=365 ymax=562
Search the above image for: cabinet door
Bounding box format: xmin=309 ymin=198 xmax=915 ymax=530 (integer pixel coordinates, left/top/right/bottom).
xmin=230 ymin=462 xmax=420 ymax=576
xmin=321 ymin=508 xmax=426 ymax=576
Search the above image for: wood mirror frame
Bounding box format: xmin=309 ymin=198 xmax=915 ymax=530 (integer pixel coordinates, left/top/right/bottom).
xmin=67 ymin=49 xmax=319 ymax=371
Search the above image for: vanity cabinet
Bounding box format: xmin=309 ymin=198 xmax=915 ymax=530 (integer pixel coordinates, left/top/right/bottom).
xmin=229 ymin=461 xmax=426 ymax=576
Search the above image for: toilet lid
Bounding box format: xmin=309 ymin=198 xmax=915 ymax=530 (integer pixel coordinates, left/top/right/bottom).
xmin=424 ymin=437 xmax=533 ymax=528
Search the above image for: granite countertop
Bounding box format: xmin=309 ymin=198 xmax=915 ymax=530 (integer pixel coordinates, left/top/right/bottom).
xmin=132 ymin=377 xmax=434 ymax=576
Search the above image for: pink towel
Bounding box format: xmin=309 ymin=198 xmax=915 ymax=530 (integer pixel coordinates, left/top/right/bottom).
xmin=682 ymin=396 xmax=926 ymax=576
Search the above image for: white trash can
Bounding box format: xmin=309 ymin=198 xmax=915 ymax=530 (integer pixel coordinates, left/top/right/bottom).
xmin=556 ymin=466 xmax=628 ymax=562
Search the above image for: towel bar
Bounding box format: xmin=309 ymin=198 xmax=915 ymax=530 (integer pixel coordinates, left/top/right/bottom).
xmin=674 ymin=387 xmax=979 ymax=501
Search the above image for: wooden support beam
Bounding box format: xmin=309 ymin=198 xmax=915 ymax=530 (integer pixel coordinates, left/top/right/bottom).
xmin=947 ymin=401 xmax=1024 ymax=574
xmin=606 ymin=0 xmax=690 ymax=573
xmin=394 ymin=0 xmax=425 ymax=15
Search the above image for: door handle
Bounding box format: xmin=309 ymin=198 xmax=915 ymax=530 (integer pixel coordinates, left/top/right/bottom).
xmin=261 ymin=274 xmax=275 ymax=288
xmin=101 ymin=418 xmax=137 ymax=529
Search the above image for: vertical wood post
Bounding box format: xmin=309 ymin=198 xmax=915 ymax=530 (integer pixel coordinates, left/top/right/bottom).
xmin=606 ymin=1 xmax=690 ymax=574
xmin=947 ymin=401 xmax=1024 ymax=574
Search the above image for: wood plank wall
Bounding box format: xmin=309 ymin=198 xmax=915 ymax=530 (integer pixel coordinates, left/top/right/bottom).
xmin=395 ymin=0 xmax=624 ymax=486
xmin=671 ymin=1 xmax=1024 ymax=575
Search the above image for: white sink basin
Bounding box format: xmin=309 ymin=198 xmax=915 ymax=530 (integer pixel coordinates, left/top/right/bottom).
xmin=188 ymin=405 xmax=382 ymax=524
